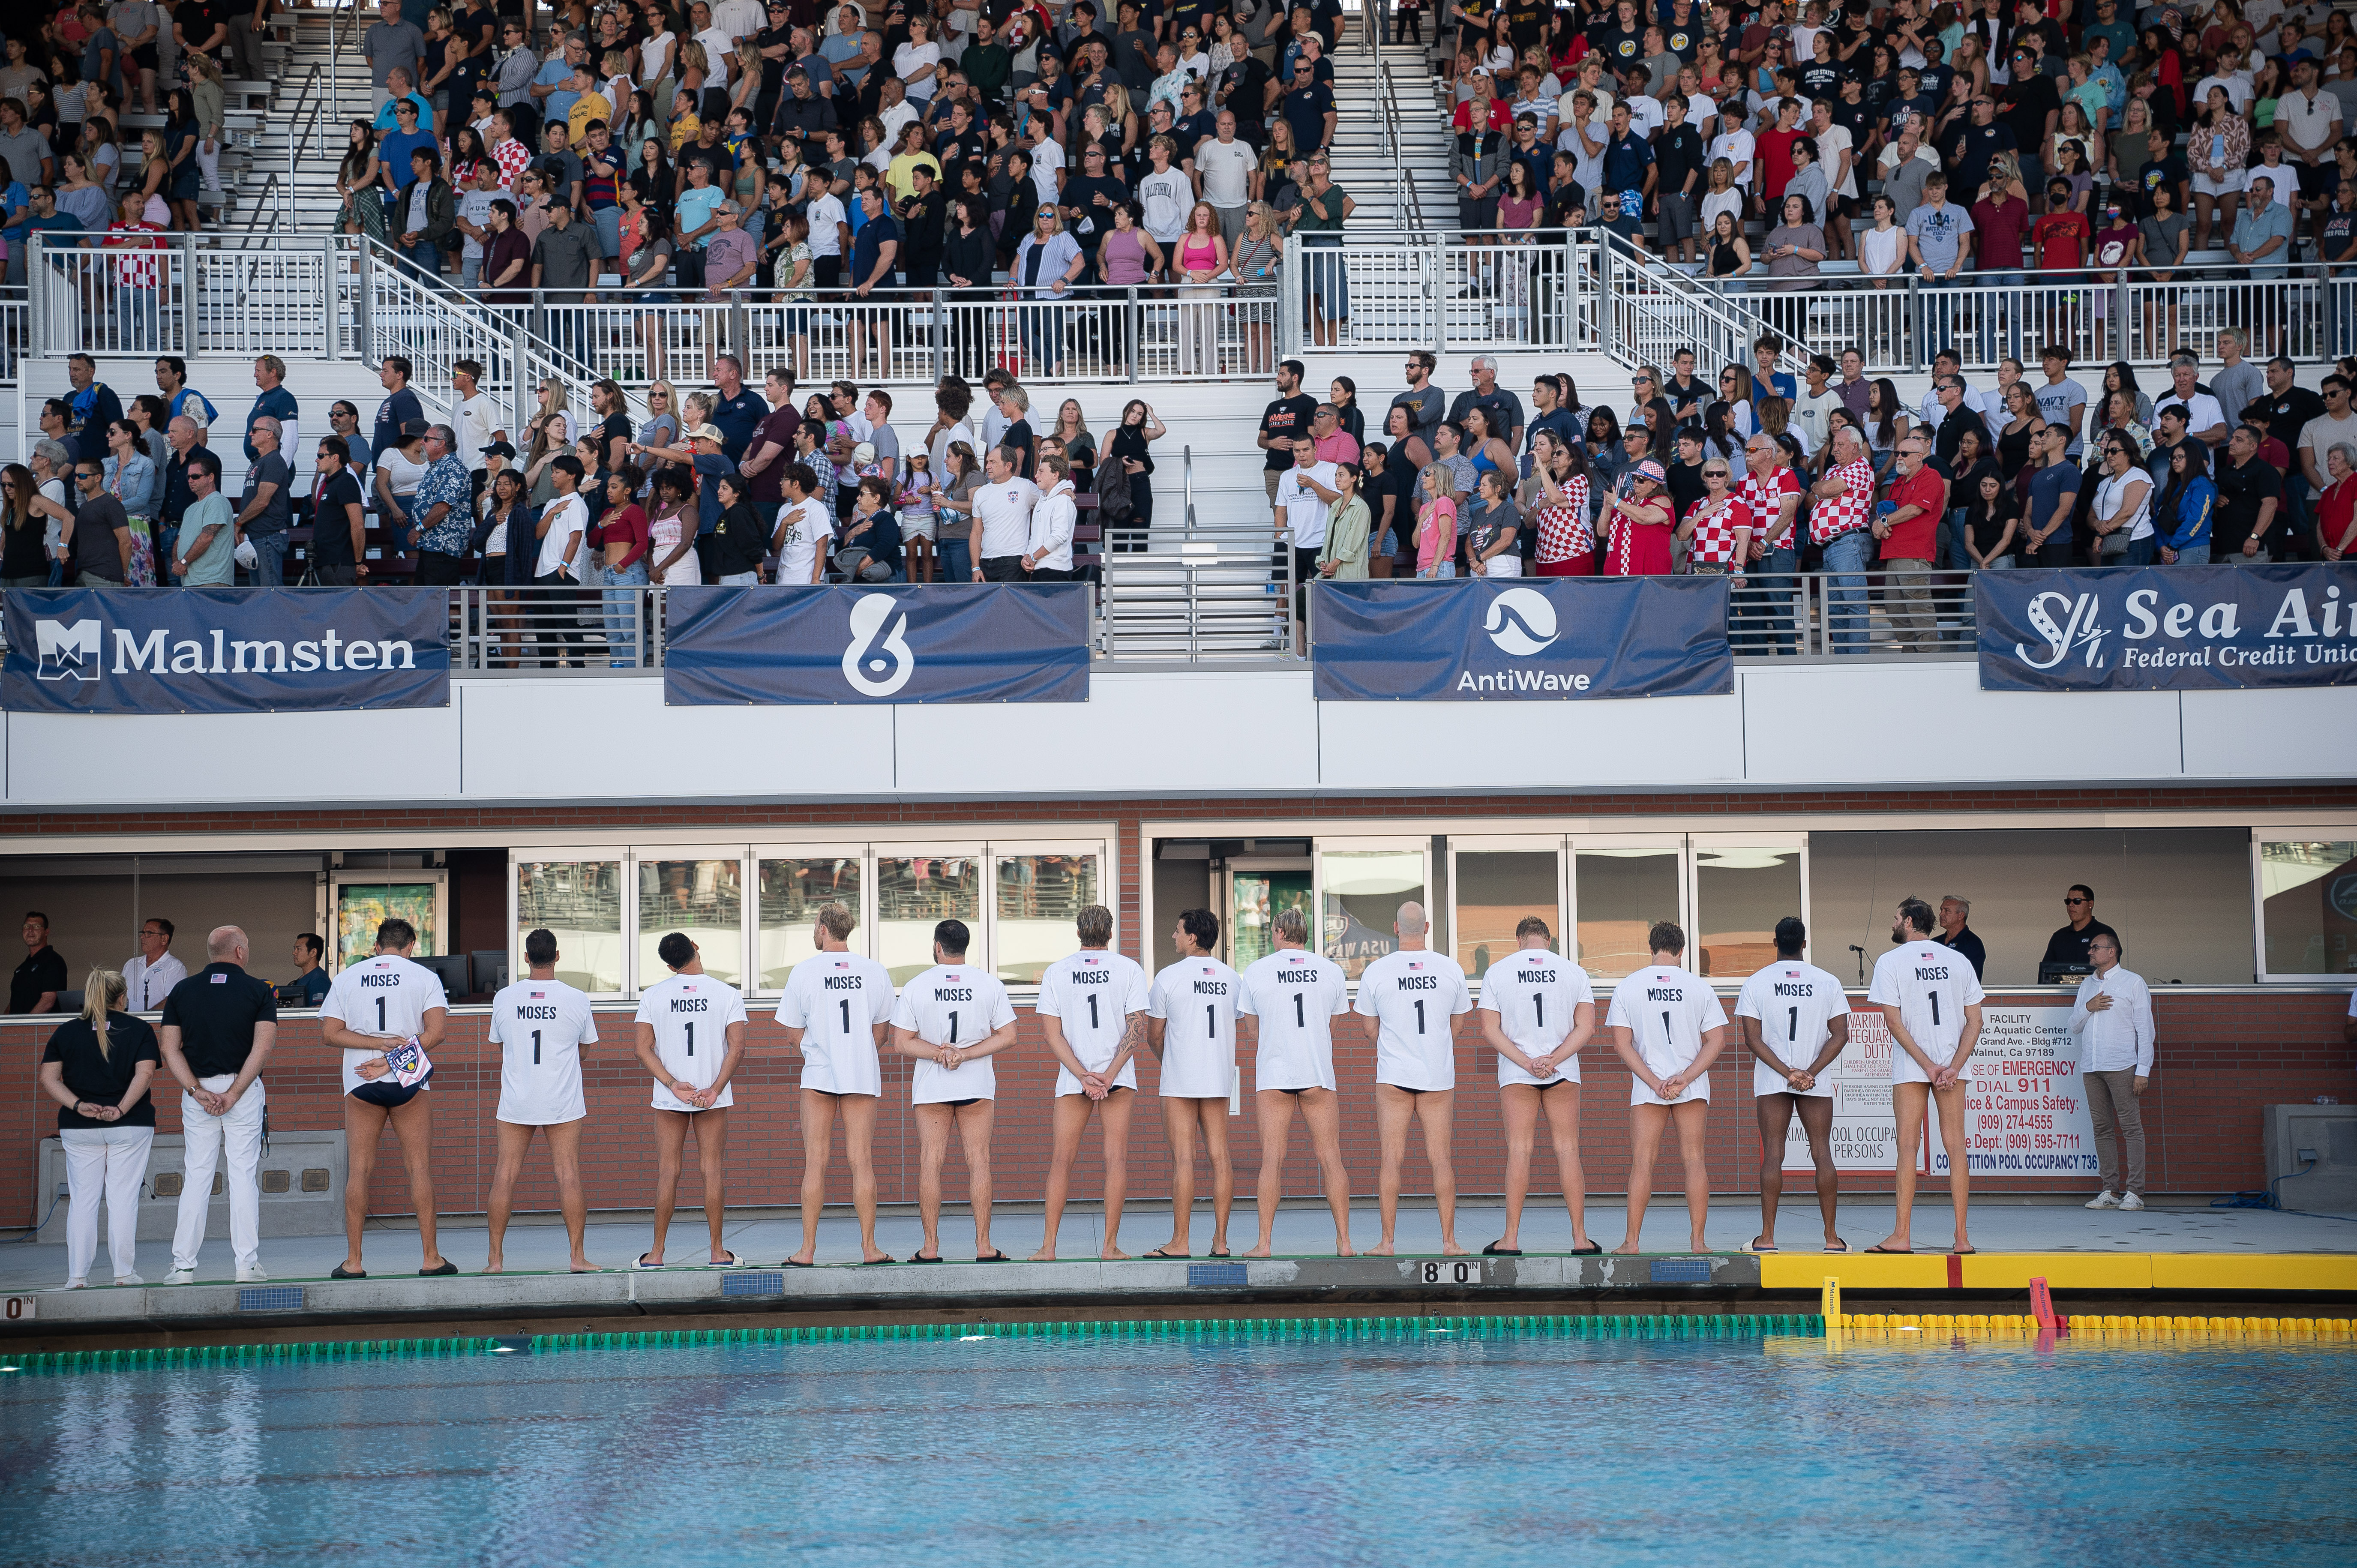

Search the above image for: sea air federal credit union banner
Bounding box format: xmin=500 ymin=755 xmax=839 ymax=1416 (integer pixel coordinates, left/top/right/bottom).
xmin=663 ymin=583 xmax=1090 ymax=705
xmin=1311 ymin=578 xmax=1733 ymax=701
xmin=1977 ymin=563 xmax=2357 ymax=691
xmin=3 ymin=588 xmax=450 ymax=715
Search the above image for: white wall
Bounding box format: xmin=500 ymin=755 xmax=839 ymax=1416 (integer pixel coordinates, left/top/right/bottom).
xmin=11 ymin=662 xmax=2357 ymax=808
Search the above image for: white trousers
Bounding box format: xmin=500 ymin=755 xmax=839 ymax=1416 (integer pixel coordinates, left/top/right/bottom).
xmin=173 ymin=1075 xmax=267 ymax=1273
xmin=61 ymin=1126 xmax=156 ymax=1284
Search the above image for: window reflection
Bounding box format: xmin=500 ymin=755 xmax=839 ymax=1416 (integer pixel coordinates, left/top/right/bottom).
xmin=1693 ymin=846 xmax=1803 ymax=978
xmin=1455 ymin=851 xmax=1560 ymax=977
xmin=2260 ymin=840 xmax=2357 ymax=977
xmin=1322 ymin=849 xmax=1424 ymax=980
xmin=996 ymin=853 xmax=1099 ymax=983
xmin=757 ymin=856 xmax=863 ymax=989
xmin=638 ymin=858 xmax=744 ymax=987
xmin=876 ymin=854 xmax=981 ymax=983
xmin=1574 ymin=848 xmax=1681 ymax=978
xmin=516 ymin=860 xmax=624 ymax=994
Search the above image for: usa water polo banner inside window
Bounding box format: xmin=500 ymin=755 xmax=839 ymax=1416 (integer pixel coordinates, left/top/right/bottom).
xmin=1310 ymin=579 xmax=1733 ymax=702
xmin=1976 ymin=565 xmax=2357 ymax=693
xmin=663 ymin=583 xmax=1091 ymax=705
xmin=2 ymin=588 xmax=451 ymax=714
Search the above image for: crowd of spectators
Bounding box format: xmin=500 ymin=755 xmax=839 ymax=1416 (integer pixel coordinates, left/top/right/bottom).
xmin=1423 ymin=0 xmax=2357 ymax=282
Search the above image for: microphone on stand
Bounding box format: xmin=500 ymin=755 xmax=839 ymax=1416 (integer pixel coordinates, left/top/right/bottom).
xmin=1848 ymin=945 xmax=1868 ymax=985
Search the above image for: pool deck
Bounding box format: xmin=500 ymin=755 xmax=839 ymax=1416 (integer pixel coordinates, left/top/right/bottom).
xmin=10 ymin=1199 xmax=2357 ymax=1348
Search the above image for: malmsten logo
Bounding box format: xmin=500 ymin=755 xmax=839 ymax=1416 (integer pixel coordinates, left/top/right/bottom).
xmin=36 ymin=617 xmax=424 ymax=679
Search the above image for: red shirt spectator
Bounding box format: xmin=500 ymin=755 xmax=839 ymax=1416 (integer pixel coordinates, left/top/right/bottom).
xmin=1971 ymin=192 xmax=2030 ymax=270
xmin=2031 ymin=207 xmax=2092 ymax=278
xmin=1881 ymin=461 xmax=1946 ymax=561
xmin=1758 ymin=128 xmax=1809 ymax=201
xmin=600 ymin=502 xmax=652 ymax=573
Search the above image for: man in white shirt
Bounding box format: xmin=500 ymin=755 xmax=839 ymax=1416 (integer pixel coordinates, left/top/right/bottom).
xmin=631 ymin=931 xmax=751 ymax=1268
xmin=1866 ymin=897 xmax=1987 ymax=1255
xmin=1353 ymin=902 xmax=1474 ymax=1257
xmin=1477 ymin=916 xmax=1599 ymax=1256
xmin=1194 ymin=110 xmax=1258 ymax=251
xmin=2072 ymin=930 xmax=2154 ymax=1214
xmin=1236 ymin=904 xmax=1355 ymax=1257
xmin=1147 ymin=907 xmax=1247 ymax=1259
xmin=1023 ymin=450 xmax=1080 ymax=579
xmin=1708 ymin=121 xmax=1755 ymax=194
xmin=971 ymin=446 xmax=1041 ymax=582
xmin=1733 ymin=917 xmax=1851 ymax=1254
xmin=451 ymin=357 xmax=505 ymax=460
xmin=892 ymin=918 xmax=1021 ymax=1262
xmin=1031 ymin=904 xmax=1152 ymax=1259
xmin=772 ymin=465 xmax=831 ymax=585
xmin=484 ymin=926 xmax=599 ymax=1274
xmin=317 ymin=917 xmax=452 ymax=1278
xmin=775 ymin=901 xmax=897 ymax=1265
xmin=1272 ymin=436 xmax=1337 ymax=627
xmin=1604 ymin=921 xmax=1729 ymax=1254
xmin=2151 ymin=353 xmax=2230 ymax=447
xmin=536 ymin=453 xmax=588 ymax=583
xmin=123 ymin=917 xmax=187 ymax=1011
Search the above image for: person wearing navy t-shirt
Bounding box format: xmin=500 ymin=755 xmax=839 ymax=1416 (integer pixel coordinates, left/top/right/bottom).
xmin=372 ymin=357 xmax=424 ymax=464
xmin=245 ymin=355 xmax=300 ymax=466
xmin=707 ymin=353 xmax=765 ymax=463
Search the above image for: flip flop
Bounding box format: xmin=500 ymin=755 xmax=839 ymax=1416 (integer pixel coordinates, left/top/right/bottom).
xmin=1482 ymin=1241 xmax=1522 ymax=1256
xmin=1142 ymin=1246 xmax=1191 ymax=1259
xmin=634 ymin=1253 xmax=663 ymax=1269
xmin=418 ymin=1261 xmax=457 ymax=1276
xmin=330 ymin=1265 xmax=367 ymax=1280
xmin=783 ymin=1259 xmax=815 ymax=1268
xmin=975 ymin=1251 xmax=1012 ymax=1262
xmin=1949 ymin=1245 xmax=1979 ymax=1255
xmin=708 ymin=1252 xmax=745 ymax=1268
xmin=1569 ymin=1243 xmax=1603 ymax=1255
xmin=1864 ymin=1244 xmax=1913 ymax=1254
xmin=861 ymin=1255 xmax=897 ymax=1265
xmin=1208 ymin=1249 xmax=1232 ymax=1258
xmin=908 ymin=1253 xmax=943 ymax=1263
xmin=1824 ymin=1239 xmax=1851 ymax=1253
xmin=1750 ymin=1238 xmax=1779 ymax=1253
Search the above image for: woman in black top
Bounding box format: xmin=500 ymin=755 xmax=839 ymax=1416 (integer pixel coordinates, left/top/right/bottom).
xmin=1962 ymin=467 xmax=2022 ymax=569
xmin=1107 ymin=398 xmax=1164 ymax=541
xmin=309 ymin=439 xmax=368 ymax=585
xmin=708 ymin=473 xmax=771 ymax=582
xmin=41 ymin=969 xmax=160 ymax=1289
xmin=1329 ymin=376 xmax=1364 ymax=444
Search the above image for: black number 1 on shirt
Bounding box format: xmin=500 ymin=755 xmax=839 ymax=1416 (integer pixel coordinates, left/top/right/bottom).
xmin=1293 ymin=993 xmax=1304 ymax=1029
xmin=839 ymin=998 xmax=851 ymax=1034
xmin=1929 ymin=992 xmax=1941 ymax=1028
xmin=1533 ymin=994 xmax=1544 ymax=1029
xmin=375 ymin=996 xmax=386 ymax=1032
xmin=1414 ymin=998 xmax=1426 ymax=1034
xmin=531 ymin=1028 xmax=542 ymax=1065
xmin=1087 ymin=994 xmax=1100 ymax=1031
xmin=1787 ymin=1006 xmax=1799 ymax=1044
xmin=685 ymin=1021 xmax=695 ymax=1056
xmin=1206 ymin=1003 xmax=1217 ymax=1038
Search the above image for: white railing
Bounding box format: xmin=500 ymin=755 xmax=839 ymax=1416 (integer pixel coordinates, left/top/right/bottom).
xmin=1598 ymin=231 xmax=1806 ymax=384
xmin=27 ymin=233 xmax=346 ymax=360
xmin=1281 ymin=231 xmax=1599 ymax=355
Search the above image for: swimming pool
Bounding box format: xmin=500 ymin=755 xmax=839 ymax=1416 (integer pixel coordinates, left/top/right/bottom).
xmin=4 ymin=1325 xmax=2352 ymax=1567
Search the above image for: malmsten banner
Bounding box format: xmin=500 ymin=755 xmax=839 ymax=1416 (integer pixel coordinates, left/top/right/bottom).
xmin=1310 ymin=578 xmax=1733 ymax=702
xmin=3 ymin=588 xmax=450 ymax=714
xmin=1976 ymin=564 xmax=2357 ymax=692
xmin=664 ymin=583 xmax=1090 ymax=705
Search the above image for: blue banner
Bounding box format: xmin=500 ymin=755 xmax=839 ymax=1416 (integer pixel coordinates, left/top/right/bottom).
xmin=1976 ymin=564 xmax=2357 ymax=691
xmin=663 ymin=584 xmax=1090 ymax=705
xmin=3 ymin=588 xmax=450 ymax=715
xmin=1310 ymin=579 xmax=1733 ymax=702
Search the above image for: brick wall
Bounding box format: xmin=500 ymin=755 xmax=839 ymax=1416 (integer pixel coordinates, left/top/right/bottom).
xmin=8 ymin=991 xmax=2347 ymax=1229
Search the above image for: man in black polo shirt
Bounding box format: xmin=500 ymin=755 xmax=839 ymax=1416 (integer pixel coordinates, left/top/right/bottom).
xmin=158 ymin=924 xmax=279 ymax=1285
xmin=2041 ymin=884 xmax=2120 ymax=976
xmin=2213 ymin=423 xmax=2283 ymax=564
xmin=1937 ymin=895 xmax=1988 ymax=979
xmin=11 ymin=912 xmax=67 ymax=1014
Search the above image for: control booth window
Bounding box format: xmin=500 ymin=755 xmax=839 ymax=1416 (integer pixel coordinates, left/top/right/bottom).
xmin=994 ymin=848 xmax=1102 ymax=985
xmin=1573 ymin=843 xmax=1682 ymax=980
xmin=1691 ymin=842 xmax=1805 ymax=980
xmin=2258 ymin=837 xmax=2357 ymax=978
xmin=1319 ymin=842 xmax=1429 ymax=981
xmin=756 ymin=852 xmax=864 ymax=991
xmin=638 ymin=852 xmax=745 ymax=989
xmin=876 ymin=851 xmax=985 ymax=984
xmin=515 ymin=856 xmax=626 ymax=995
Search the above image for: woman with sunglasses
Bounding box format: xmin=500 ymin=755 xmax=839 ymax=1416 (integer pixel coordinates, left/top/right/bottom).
xmin=1677 ymin=459 xmax=1752 ymax=580
xmin=1603 ymin=459 xmax=1675 ymax=577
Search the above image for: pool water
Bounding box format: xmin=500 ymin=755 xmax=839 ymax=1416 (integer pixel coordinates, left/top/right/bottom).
xmin=4 ymin=1328 xmax=2354 ymax=1567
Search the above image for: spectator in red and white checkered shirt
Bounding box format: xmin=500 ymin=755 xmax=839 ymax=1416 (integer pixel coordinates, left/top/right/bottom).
xmin=1520 ymin=430 xmax=1596 ymax=577
xmin=1679 ymin=460 xmax=1752 ymax=576
xmin=105 ymin=196 xmax=167 ymax=354
xmin=1812 ymin=426 xmax=1880 ymax=654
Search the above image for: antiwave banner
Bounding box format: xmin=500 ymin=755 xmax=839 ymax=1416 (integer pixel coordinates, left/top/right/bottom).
xmin=1310 ymin=578 xmax=1732 ymax=702
xmin=663 ymin=583 xmax=1090 ymax=705
xmin=3 ymin=588 xmax=449 ymax=715
xmin=1977 ymin=564 xmax=2357 ymax=691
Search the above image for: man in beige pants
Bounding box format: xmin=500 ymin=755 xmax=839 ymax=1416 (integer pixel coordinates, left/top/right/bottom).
xmin=2070 ymin=931 xmax=2153 ymax=1212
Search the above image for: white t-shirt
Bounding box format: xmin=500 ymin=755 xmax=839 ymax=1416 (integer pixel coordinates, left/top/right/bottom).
xmin=1028 ymin=136 xmax=1065 ymax=206
xmin=894 ymin=963 xmax=1017 ymax=1103
xmin=805 ymin=191 xmax=846 ymax=256
xmin=455 ymin=389 xmax=501 ymax=457
xmin=1352 ymin=948 xmax=1473 ymax=1092
xmin=1733 ymin=959 xmax=1848 ymax=1099
xmin=1815 ymin=123 xmax=1856 ymax=198
xmin=1036 ymin=948 xmax=1151 ymax=1096
xmin=320 ymin=953 xmax=450 ymax=1096
xmin=458 ymin=188 xmax=499 ymax=262
xmin=1196 ymin=138 xmax=1256 ymax=208
xmin=2034 ymin=376 xmax=2090 ymax=456
xmin=774 ymin=495 xmax=831 ymax=583
xmin=535 ymin=489 xmax=586 ymax=578
xmin=1274 ymin=462 xmax=1336 ymax=548
xmin=774 ymin=947 xmax=896 ymax=1097
xmin=635 ymin=970 xmax=750 ymax=1111
xmin=1604 ymin=964 xmax=1728 ymax=1106
xmin=1708 ymin=127 xmax=1756 ymax=187
xmin=1148 ymin=953 xmax=1246 ymax=1100
xmin=1237 ymin=947 xmax=1350 ymax=1092
xmin=1867 ymin=939 xmax=1988 ymax=1081
xmin=488 ymin=976 xmax=597 ymax=1124
xmin=1478 ymin=947 xmax=1595 ymax=1088
xmin=973 ymin=476 xmax=1041 ymax=557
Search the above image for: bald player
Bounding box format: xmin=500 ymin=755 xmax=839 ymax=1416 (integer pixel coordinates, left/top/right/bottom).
xmin=1354 ymin=902 xmax=1475 ymax=1257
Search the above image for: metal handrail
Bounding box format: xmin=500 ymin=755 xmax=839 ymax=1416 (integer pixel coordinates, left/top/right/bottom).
xmin=1181 ymin=444 xmax=1196 ymax=537
xmin=282 ymin=61 xmax=322 ymax=232
xmin=240 ymin=173 xmax=283 ymax=241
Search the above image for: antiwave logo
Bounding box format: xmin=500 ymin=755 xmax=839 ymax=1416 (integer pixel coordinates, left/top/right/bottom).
xmin=1459 ymin=586 xmax=1594 ymax=695
xmin=841 ymin=593 xmax=915 ymax=697
xmin=36 ymin=617 xmax=426 ymax=676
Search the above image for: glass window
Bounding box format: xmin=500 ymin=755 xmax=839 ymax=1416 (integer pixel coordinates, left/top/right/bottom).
xmin=1230 ymin=867 xmax=1313 ymax=971
xmin=1454 ymin=849 xmax=1561 ymax=977
xmin=756 ymin=854 xmax=864 ymax=991
xmin=994 ymin=851 xmax=1101 ymax=984
xmin=1321 ymin=846 xmax=1425 ymax=980
xmin=1574 ymin=847 xmax=1682 ymax=979
xmin=1692 ymin=844 xmax=1803 ymax=980
xmin=516 ymin=858 xmax=625 ymax=994
xmin=637 ymin=857 xmax=744 ymax=989
xmin=2260 ymin=839 xmax=2357 ymax=977
xmin=876 ymin=853 xmax=983 ymax=983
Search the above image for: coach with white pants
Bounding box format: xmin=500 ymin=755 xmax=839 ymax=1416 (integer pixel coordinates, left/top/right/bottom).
xmin=158 ymin=925 xmax=280 ymax=1285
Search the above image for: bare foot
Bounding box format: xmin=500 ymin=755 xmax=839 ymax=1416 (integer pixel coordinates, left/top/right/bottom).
xmin=481 ymin=1258 xmax=503 ymax=1275
xmin=1242 ymin=1242 xmax=1274 ymax=1258
xmin=1027 ymin=1245 xmax=1057 ymax=1262
xmin=1688 ymin=1235 xmax=1709 ymax=1253
xmin=1366 ymin=1241 xmax=1395 ymax=1256
xmin=860 ymin=1250 xmax=891 ymax=1264
xmin=1440 ymin=1240 xmax=1468 ymax=1256
xmin=1100 ymin=1245 xmax=1131 ymax=1261
xmin=1334 ymin=1239 xmax=1356 ymax=1257
xmin=1612 ymin=1240 xmax=1645 ymax=1254
xmin=571 ymin=1259 xmax=600 ymax=1272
